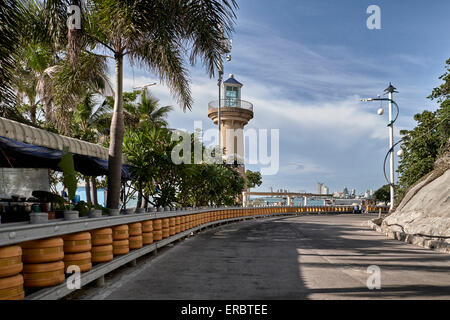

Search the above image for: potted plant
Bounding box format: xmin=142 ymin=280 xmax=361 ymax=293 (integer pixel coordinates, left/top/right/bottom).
xmin=58 ymin=147 xmax=79 ymax=220
xmin=31 ymin=191 xmax=66 ymax=220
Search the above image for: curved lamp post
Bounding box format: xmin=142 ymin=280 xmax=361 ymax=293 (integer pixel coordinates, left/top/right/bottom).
xmin=216 ymin=27 xmax=232 ymax=155
xmin=361 ymin=83 xmax=400 ymax=210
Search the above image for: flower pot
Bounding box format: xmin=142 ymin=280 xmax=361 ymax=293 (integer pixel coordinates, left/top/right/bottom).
xmin=63 ymin=210 xmax=79 ymax=221
xmin=109 ymin=209 xmax=120 ymax=216
xmin=88 ymin=209 xmax=102 ymax=218
xmin=29 ymin=212 xmax=49 ymax=224
xmin=48 ymin=212 xmax=56 ymax=220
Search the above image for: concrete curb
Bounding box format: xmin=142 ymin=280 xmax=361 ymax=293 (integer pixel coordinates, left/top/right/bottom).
xmin=367 ymin=219 xmax=450 ymax=254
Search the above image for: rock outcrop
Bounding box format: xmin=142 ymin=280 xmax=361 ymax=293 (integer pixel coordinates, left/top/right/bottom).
xmin=381 ymin=145 xmax=450 ymax=248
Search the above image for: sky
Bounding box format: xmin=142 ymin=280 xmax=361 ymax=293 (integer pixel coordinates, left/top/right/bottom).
xmin=113 ymin=0 xmax=450 ymax=194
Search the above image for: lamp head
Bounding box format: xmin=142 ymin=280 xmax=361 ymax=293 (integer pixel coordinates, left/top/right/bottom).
xmin=397 ymin=149 xmax=404 ymax=157
xmin=377 ymin=108 xmax=384 ymax=116
xmin=226 ymin=54 xmax=232 ymax=62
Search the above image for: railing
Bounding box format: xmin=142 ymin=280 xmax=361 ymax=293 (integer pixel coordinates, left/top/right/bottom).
xmin=0 ymin=205 xmax=375 ymax=300
xmin=208 ymin=99 xmax=253 ymax=112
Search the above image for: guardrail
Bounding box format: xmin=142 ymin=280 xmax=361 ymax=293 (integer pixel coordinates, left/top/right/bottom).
xmin=0 ymin=205 xmax=372 ymax=300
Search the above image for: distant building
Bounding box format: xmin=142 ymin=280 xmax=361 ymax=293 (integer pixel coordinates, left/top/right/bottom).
xmin=317 ymin=182 xmax=323 ymax=194
xmin=317 ymin=182 xmax=329 ymax=195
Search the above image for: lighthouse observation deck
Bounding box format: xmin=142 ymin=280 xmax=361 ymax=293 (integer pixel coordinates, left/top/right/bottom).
xmin=208 ymin=99 xmax=253 ymax=112
xmin=207 ymin=99 xmax=254 ymax=126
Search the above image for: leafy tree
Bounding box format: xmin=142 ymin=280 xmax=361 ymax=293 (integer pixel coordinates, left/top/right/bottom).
xmin=246 ymin=170 xmax=262 ymax=191
xmin=373 ymin=184 xmax=390 ymax=202
xmin=123 ymin=125 xmax=245 ymax=208
xmin=397 ymin=59 xmax=450 ymax=198
xmin=74 ymin=0 xmax=239 ymax=209
xmin=428 ymin=58 xmax=450 ymax=103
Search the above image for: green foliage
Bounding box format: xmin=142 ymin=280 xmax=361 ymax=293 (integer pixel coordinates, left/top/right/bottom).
xmin=57 ymin=147 xmax=78 ymax=202
xmin=428 ymin=59 xmax=450 ymax=103
xmin=397 ymin=59 xmax=450 ymax=199
xmin=123 ymin=124 xmax=245 ymax=208
xmin=0 ymin=0 xmax=24 ymax=108
xmin=74 ymin=201 xmax=90 ymax=217
xmin=246 ymin=170 xmax=262 ymax=190
xmin=373 ymin=184 xmax=390 ymax=202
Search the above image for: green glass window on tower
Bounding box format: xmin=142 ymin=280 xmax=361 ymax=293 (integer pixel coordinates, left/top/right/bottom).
xmin=225 ymin=86 xmax=239 ymax=107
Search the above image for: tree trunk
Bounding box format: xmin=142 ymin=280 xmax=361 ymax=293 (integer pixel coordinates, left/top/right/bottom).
xmin=91 ymin=176 xmax=98 ymax=206
xmin=143 ymin=191 xmax=149 ymax=209
xmin=137 ymin=182 xmax=143 ymax=209
xmin=85 ymin=176 xmax=91 ymax=205
xmin=107 ymin=54 xmax=124 ymax=209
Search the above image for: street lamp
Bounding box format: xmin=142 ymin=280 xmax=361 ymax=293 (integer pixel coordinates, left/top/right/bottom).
xmin=216 ymin=28 xmax=232 ymax=155
xmin=361 ymin=83 xmax=399 ymax=211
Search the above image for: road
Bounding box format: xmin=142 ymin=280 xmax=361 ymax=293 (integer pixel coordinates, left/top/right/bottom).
xmin=73 ymin=214 xmax=450 ymax=300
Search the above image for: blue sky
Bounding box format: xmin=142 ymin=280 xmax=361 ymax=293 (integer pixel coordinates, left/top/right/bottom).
xmin=117 ymin=0 xmax=450 ymax=194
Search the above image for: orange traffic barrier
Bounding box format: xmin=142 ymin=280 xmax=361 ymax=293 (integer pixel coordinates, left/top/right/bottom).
xmin=0 ymin=246 xmax=22 ymax=278
xmin=63 ymin=251 xmax=92 ymax=273
xmin=112 ymin=225 xmax=129 ymax=240
xmin=23 ymin=261 xmax=65 ymax=288
xmin=91 ymin=245 xmax=113 ymax=263
xmin=91 ymin=228 xmax=113 ymax=246
xmin=112 ymin=239 xmax=129 ymax=256
xmin=21 ymin=237 xmax=64 ymax=264
xmin=63 ymin=232 xmax=92 ymax=253
xmin=0 ymin=274 xmax=24 ymax=300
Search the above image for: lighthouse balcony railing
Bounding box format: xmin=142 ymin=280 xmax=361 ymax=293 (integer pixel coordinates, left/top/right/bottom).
xmin=208 ymin=99 xmax=253 ymax=112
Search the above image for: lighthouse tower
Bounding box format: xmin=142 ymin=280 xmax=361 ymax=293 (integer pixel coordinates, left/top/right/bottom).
xmin=208 ymin=74 xmax=254 ymax=176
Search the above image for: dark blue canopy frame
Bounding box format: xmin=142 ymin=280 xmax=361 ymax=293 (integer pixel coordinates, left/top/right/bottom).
xmin=0 ymin=136 xmax=133 ymax=180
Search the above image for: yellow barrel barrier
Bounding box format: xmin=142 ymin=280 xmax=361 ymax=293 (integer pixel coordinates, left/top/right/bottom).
xmin=112 ymin=225 xmax=129 ymax=241
xmin=175 ymin=217 xmax=181 ymax=234
xmin=128 ymin=222 xmax=143 ymax=249
xmin=91 ymin=245 xmax=113 ymax=263
xmin=0 ymin=246 xmax=23 ymax=279
xmin=152 ymin=219 xmax=163 ymax=241
xmin=142 ymin=230 xmax=153 ymax=245
xmin=0 ymin=274 xmax=24 ymax=300
xmin=23 ymin=261 xmax=65 ymax=288
xmin=91 ymin=228 xmax=113 ymax=246
xmin=129 ymin=223 xmax=142 ymax=237
xmin=113 ymin=239 xmax=130 ymax=256
xmin=0 ymin=206 xmax=353 ymax=297
xmin=21 ymin=237 xmax=64 ymax=264
xmin=142 ymin=220 xmax=153 ymax=233
xmin=169 ymin=217 xmax=176 ymax=236
xmin=63 ymin=251 xmax=92 ymax=273
xmin=162 ymin=218 xmax=170 ymax=239
xmin=193 ymin=214 xmax=198 ymax=227
xmin=63 ymin=232 xmax=92 ymax=253
xmin=129 ymin=235 xmax=143 ymax=250
xmin=180 ymin=216 xmax=186 ymax=232
xmin=141 ymin=220 xmax=153 ymax=245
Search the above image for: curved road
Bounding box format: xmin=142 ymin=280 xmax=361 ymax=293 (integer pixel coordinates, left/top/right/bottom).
xmin=73 ymin=214 xmax=450 ymax=300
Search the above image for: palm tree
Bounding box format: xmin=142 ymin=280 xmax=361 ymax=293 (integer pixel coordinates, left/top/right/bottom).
xmin=125 ymin=89 xmax=173 ymax=129
xmin=0 ymin=0 xmax=24 ymax=113
xmin=72 ymin=90 xmax=113 ymax=205
xmin=25 ymin=0 xmax=239 ymax=209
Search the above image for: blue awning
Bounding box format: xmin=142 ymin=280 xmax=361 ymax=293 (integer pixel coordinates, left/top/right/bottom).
xmin=0 ymin=136 xmax=133 ymax=180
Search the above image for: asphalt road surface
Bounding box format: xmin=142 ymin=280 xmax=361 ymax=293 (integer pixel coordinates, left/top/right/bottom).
xmin=73 ymin=214 xmax=450 ymax=300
